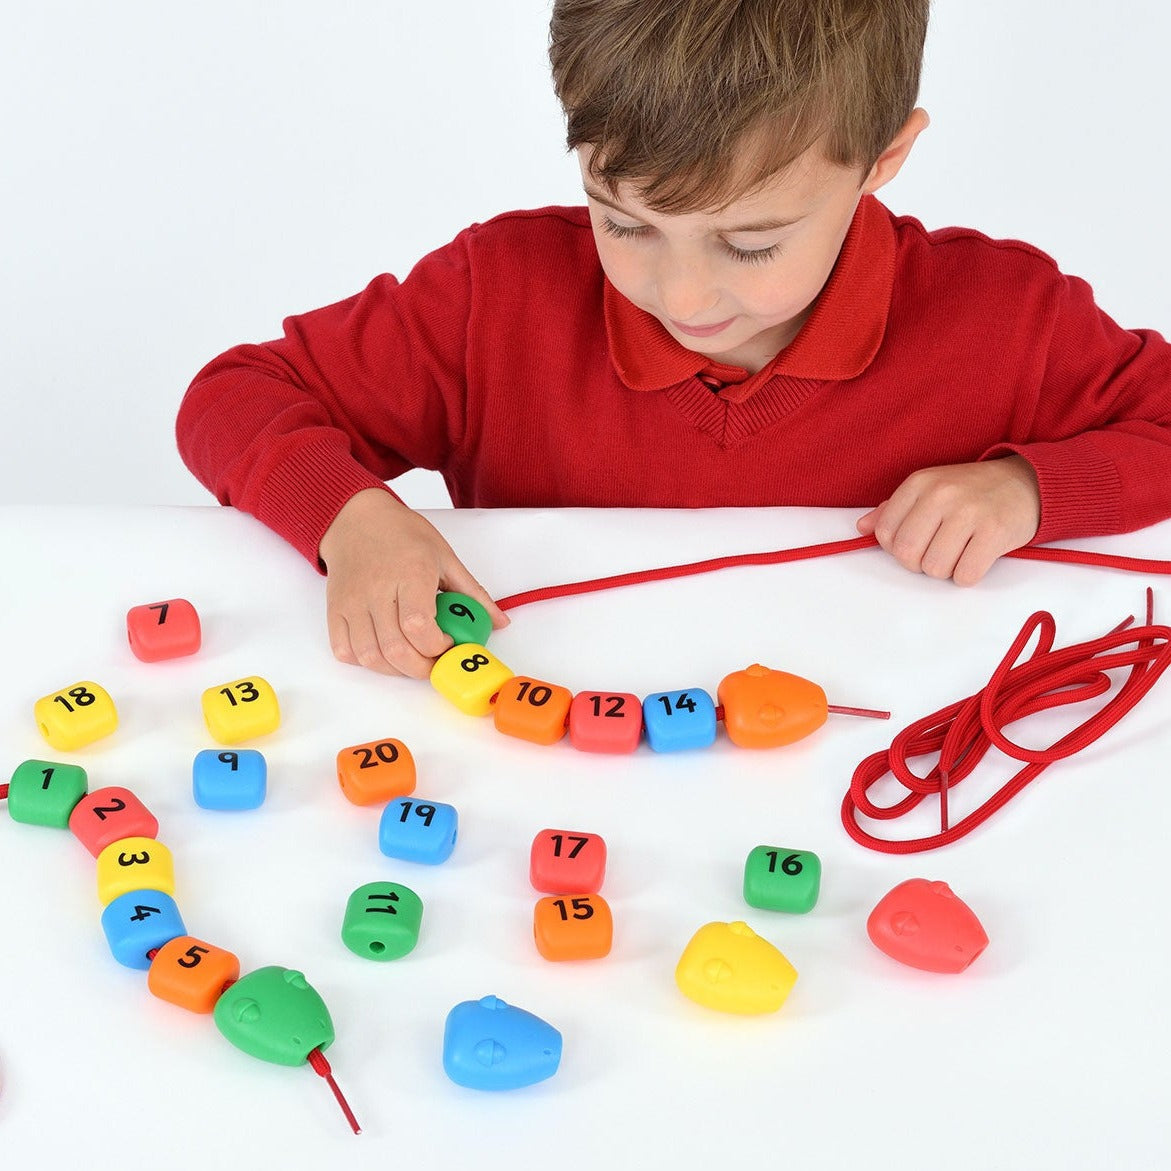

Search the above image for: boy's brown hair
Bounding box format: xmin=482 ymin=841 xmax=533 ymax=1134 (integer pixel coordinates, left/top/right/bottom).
xmin=549 ymin=0 xmax=929 ymax=213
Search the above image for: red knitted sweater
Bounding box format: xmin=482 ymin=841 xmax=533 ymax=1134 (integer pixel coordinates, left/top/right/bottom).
xmin=177 ymin=195 xmax=1171 ymax=567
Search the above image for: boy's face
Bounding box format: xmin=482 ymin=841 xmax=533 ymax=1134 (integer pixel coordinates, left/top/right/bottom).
xmin=579 ymin=144 xmax=875 ymax=374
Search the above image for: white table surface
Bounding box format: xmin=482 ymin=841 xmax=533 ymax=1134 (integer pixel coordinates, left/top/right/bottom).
xmin=1 ymin=505 xmax=1168 ymax=1169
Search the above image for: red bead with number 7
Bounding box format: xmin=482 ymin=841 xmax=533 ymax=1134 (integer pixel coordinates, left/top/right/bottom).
xmin=127 ymin=597 xmax=201 ymax=661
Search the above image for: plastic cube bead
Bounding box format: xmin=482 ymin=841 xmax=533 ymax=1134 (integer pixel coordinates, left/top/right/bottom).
xmin=34 ymin=681 xmax=118 ymax=751
xmin=148 ymin=935 xmax=241 ymax=1013
xmin=534 ymin=894 xmax=613 ymax=960
xmin=126 ymin=598 xmax=202 ymax=662
xmin=97 ymin=836 xmax=175 ymax=906
xmin=642 ymin=688 xmax=717 ymax=752
xmin=435 ymin=591 xmax=492 ymax=647
xmin=193 ymin=749 xmax=267 ymax=811
xmin=568 ymin=691 xmax=643 ymax=753
xmin=718 ymin=664 xmax=829 ymax=748
xmin=336 ymin=738 xmax=416 ymax=806
xmin=70 ymin=786 xmax=158 ymax=856
xmin=101 ymin=889 xmax=186 ymax=969
xmin=378 ymin=796 xmax=458 ymax=864
xmin=430 ymin=644 xmax=514 ymax=716
xmin=493 ymin=676 xmax=572 ymax=745
xmin=8 ymin=759 xmax=88 ymax=828
xmin=341 ymin=881 xmax=423 ymax=961
xmin=201 ymin=676 xmax=280 ymax=744
xmin=675 ymin=921 xmax=799 ymax=1015
xmin=743 ymin=846 xmax=821 ymax=913
xmin=530 ymin=828 xmax=606 ymax=894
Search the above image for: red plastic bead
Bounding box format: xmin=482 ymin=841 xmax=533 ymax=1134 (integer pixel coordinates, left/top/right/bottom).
xmin=568 ymin=691 xmax=643 ymax=753
xmin=70 ymin=787 xmax=159 ymax=858
xmin=126 ymin=598 xmax=201 ymax=662
xmin=530 ymin=828 xmax=607 ymax=894
xmin=867 ymin=878 xmax=989 ymax=973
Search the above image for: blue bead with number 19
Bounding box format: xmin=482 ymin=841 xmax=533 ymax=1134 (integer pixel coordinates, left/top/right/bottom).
xmin=379 ymin=797 xmax=458 ymax=864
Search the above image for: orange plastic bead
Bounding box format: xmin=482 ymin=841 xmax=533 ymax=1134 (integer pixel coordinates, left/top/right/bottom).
xmin=717 ymin=664 xmax=828 ymax=748
xmin=336 ymin=738 xmax=416 ymax=806
xmin=148 ymin=935 xmax=241 ymax=1013
xmin=533 ymin=894 xmax=613 ymax=960
xmin=493 ymin=676 xmax=572 ymax=745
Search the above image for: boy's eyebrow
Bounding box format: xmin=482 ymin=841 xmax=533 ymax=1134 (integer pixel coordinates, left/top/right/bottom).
xmin=583 ymin=185 xmax=801 ymax=233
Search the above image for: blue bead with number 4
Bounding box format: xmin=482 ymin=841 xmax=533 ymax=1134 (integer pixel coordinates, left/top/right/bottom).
xmin=379 ymin=796 xmax=458 ymax=864
xmin=642 ymin=688 xmax=717 ymax=751
xmin=193 ymin=748 xmax=266 ymax=810
xmin=101 ymin=889 xmax=186 ymax=969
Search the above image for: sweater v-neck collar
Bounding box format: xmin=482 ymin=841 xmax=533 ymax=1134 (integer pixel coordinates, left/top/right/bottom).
xmin=603 ymin=193 xmax=896 ymax=407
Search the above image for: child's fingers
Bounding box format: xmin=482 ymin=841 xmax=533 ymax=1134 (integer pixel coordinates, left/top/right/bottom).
xmin=396 ymin=579 xmax=459 ymax=661
xmin=440 ymin=561 xmax=512 ymax=630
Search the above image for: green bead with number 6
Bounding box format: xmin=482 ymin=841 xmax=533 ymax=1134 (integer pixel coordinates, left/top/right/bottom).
xmin=435 ymin=591 xmax=490 ymax=646
xmin=743 ymin=845 xmax=821 ymax=913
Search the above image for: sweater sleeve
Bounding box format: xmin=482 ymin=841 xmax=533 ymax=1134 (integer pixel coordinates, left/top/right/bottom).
xmin=982 ymin=271 xmax=1171 ymax=544
xmin=175 ymin=230 xmax=475 ymax=567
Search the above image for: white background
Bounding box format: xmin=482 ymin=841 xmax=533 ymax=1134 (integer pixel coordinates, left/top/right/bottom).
xmin=2 ymin=0 xmax=1169 ymax=510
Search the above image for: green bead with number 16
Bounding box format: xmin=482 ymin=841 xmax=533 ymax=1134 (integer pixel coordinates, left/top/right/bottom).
xmin=743 ymin=845 xmax=821 ymax=913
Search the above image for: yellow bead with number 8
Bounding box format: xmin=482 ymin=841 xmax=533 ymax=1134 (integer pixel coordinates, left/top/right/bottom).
xmin=430 ymin=645 xmax=514 ymax=716
xmin=201 ymin=676 xmax=281 ymax=744
xmin=34 ymin=680 xmax=118 ymax=751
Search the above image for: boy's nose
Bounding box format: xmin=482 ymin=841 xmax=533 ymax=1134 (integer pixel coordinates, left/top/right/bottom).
xmin=655 ymin=262 xmax=719 ymax=323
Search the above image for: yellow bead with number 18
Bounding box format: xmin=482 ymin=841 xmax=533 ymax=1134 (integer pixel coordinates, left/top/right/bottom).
xmin=34 ymin=680 xmax=118 ymax=751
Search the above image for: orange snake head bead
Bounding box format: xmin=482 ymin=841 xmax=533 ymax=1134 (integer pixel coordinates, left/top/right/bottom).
xmin=717 ymin=664 xmax=828 ymax=749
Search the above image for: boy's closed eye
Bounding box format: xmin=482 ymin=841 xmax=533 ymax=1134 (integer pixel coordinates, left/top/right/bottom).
xmin=597 ymin=213 xmax=784 ymax=264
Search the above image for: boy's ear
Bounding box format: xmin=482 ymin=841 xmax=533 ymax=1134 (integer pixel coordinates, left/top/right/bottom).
xmin=862 ymin=108 xmax=930 ymax=194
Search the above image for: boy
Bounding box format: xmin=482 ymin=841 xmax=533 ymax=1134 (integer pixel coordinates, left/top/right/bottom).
xmin=177 ymin=0 xmax=1171 ymax=679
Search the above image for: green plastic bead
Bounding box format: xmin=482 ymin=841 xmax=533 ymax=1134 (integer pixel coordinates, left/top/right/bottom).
xmin=213 ymin=966 xmax=334 ymax=1066
xmin=743 ymin=846 xmax=821 ymax=914
xmin=8 ymin=759 xmax=88 ymax=827
xmin=341 ymin=881 xmax=423 ymax=961
xmin=435 ymin=591 xmax=491 ymax=647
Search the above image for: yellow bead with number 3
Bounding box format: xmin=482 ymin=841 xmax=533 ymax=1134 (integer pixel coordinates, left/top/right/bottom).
xmin=97 ymin=836 xmax=175 ymax=906
xmin=430 ymin=645 xmax=514 ymax=716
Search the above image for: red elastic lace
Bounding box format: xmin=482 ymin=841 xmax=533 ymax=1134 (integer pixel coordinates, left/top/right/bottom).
xmin=496 ymin=533 xmax=1171 ymax=852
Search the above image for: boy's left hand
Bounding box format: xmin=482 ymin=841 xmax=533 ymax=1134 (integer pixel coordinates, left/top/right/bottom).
xmin=855 ymin=455 xmax=1040 ymax=585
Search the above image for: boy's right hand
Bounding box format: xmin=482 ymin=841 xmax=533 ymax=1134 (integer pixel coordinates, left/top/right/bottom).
xmin=318 ymin=488 xmax=509 ymax=678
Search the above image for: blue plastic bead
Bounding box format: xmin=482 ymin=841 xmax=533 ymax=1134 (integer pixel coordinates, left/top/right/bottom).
xmin=193 ymin=748 xmax=266 ymax=810
xmin=443 ymin=995 xmax=562 ymax=1090
xmin=642 ymin=688 xmax=718 ymax=751
xmin=101 ymin=889 xmax=186 ymax=969
xmin=379 ymin=797 xmax=458 ymax=864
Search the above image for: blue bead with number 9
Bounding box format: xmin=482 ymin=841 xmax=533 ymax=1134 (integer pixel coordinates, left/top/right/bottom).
xmin=193 ymin=748 xmax=267 ymax=810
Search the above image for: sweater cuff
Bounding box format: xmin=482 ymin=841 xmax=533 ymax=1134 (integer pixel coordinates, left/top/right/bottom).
xmin=982 ymin=441 xmax=1121 ymax=544
xmin=255 ymin=441 xmax=403 ymax=572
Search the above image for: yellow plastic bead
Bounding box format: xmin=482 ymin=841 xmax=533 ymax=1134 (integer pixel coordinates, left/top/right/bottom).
xmin=34 ymin=681 xmax=118 ymax=751
xmin=675 ymin=921 xmax=798 ymax=1015
xmin=201 ymin=676 xmax=280 ymax=744
xmin=430 ymin=644 xmax=514 ymax=716
xmin=97 ymin=836 xmax=176 ymax=906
